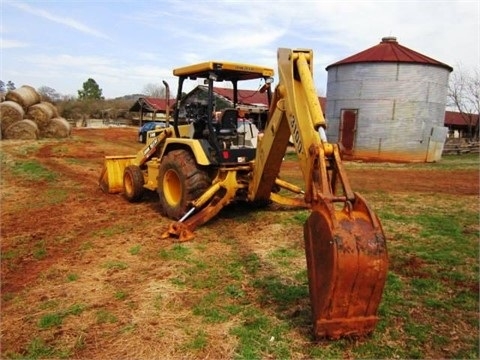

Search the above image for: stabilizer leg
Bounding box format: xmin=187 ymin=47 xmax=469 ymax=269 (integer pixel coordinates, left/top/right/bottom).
xmin=161 ymin=170 xmax=242 ymax=242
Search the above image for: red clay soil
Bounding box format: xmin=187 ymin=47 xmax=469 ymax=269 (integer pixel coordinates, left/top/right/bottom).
xmin=1 ymin=127 xmax=478 ymax=295
xmin=0 ymin=126 xmax=478 ymax=358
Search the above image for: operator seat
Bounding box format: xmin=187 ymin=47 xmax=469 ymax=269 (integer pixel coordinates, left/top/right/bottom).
xmin=218 ymin=109 xmax=238 ymax=137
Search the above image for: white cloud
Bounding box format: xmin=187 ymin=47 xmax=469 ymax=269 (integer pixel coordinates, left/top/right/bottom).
xmin=9 ymin=2 xmax=111 ymax=40
xmin=1 ymin=0 xmax=478 ymax=98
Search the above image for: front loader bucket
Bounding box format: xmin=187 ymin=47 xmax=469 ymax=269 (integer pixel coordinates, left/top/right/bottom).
xmin=99 ymin=155 xmax=136 ymax=194
xmin=304 ymin=193 xmax=388 ymax=339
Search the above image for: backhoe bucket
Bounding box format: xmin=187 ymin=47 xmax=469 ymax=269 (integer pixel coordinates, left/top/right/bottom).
xmin=304 ymin=193 xmax=388 ymax=339
xmin=99 ymin=155 xmax=136 ymax=194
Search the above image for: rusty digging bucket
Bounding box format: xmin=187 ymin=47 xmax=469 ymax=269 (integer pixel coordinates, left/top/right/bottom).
xmin=303 ymin=193 xmax=388 ymax=339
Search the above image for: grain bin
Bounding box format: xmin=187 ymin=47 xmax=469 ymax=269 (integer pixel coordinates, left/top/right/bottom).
xmin=325 ymin=36 xmax=453 ymax=162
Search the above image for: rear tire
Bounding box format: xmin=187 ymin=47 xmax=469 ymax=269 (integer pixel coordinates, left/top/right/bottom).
xmin=157 ymin=149 xmax=210 ymax=220
xmin=123 ymin=165 xmax=144 ymax=202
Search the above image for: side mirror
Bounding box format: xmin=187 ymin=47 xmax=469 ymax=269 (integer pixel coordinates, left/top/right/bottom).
xmin=260 ymin=77 xmax=274 ymax=93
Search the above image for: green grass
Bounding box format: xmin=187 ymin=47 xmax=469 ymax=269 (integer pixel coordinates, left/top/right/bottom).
xmin=103 ymin=260 xmax=128 ymax=270
xmin=38 ymin=303 xmax=86 ymax=329
xmin=230 ymin=308 xmax=291 ymax=359
xmin=66 ymin=273 xmax=79 ymax=282
xmin=32 ymin=241 xmax=47 ymax=260
xmin=129 ymin=244 xmax=141 ymax=255
xmin=95 ymin=309 xmax=118 ymax=324
xmin=45 ymin=188 xmax=69 ymax=204
xmin=158 ymin=244 xmax=191 ymax=261
xmin=114 ymin=290 xmax=128 ymax=300
xmin=11 ymin=160 xmax=57 ymax=182
xmin=182 ymin=329 xmax=208 ymax=351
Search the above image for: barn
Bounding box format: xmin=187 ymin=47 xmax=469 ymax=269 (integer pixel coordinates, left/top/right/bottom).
xmin=325 ymin=36 xmax=453 ymax=162
xmin=129 ymin=97 xmax=175 ymax=125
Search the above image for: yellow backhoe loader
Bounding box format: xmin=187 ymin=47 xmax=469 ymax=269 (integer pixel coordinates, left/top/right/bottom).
xmin=99 ymin=48 xmax=388 ymax=339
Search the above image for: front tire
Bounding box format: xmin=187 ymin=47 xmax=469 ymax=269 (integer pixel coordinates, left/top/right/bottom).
xmin=123 ymin=165 xmax=144 ymax=202
xmin=157 ymin=149 xmax=210 ymax=220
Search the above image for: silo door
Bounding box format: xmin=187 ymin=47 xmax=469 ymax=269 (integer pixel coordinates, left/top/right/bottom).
xmin=340 ymin=109 xmax=358 ymax=155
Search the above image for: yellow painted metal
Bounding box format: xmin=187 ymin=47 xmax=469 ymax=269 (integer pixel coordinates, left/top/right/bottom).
xmin=173 ymin=61 xmax=274 ymax=79
xmin=275 ymin=177 xmax=304 ymax=194
xmin=98 ymin=155 xmax=136 ymax=194
xmin=269 ymin=192 xmax=308 ymax=207
xmin=144 ymin=160 xmax=160 ymax=191
xmin=269 ymin=177 xmax=308 ymax=208
xmin=159 ymin=138 xmax=212 ymax=166
xmin=177 ymin=124 xmax=192 ymax=138
xmin=99 ymin=124 xmax=198 ymax=194
xmin=295 ymin=51 xmax=326 ymax=130
xmin=162 ymin=168 xmax=247 ymax=242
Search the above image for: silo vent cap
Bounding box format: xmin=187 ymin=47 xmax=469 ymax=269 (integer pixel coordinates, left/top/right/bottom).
xmin=381 ymin=36 xmax=398 ymax=43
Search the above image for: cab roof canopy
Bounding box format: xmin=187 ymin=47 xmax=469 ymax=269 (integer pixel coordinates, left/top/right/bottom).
xmin=173 ymin=61 xmax=274 ymax=81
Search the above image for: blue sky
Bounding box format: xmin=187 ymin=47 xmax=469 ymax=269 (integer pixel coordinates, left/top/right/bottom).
xmin=1 ymin=0 xmax=479 ymax=99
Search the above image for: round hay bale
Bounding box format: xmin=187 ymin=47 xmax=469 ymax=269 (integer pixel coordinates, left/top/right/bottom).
xmin=42 ymin=101 xmax=60 ymax=118
xmin=26 ymin=102 xmax=55 ymax=130
xmin=5 ymin=85 xmax=41 ymax=110
xmin=4 ymin=119 xmax=39 ymax=140
xmin=0 ymin=101 xmax=25 ymax=134
xmin=42 ymin=117 xmax=71 ymax=138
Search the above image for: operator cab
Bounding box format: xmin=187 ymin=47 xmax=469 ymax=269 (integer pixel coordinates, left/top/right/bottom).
xmin=172 ymin=61 xmax=274 ymax=165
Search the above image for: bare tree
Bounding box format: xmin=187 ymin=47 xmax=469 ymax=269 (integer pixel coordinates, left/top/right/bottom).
xmin=448 ymin=65 xmax=480 ymax=139
xmin=143 ymin=83 xmax=166 ymax=98
xmin=38 ymin=86 xmax=62 ymax=103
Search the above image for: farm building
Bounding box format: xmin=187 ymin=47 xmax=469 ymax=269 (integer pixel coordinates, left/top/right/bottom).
xmin=325 ymin=36 xmax=453 ymax=162
xmin=180 ymin=85 xmax=270 ymax=129
xmin=129 ymin=97 xmax=175 ymax=125
xmin=444 ymin=111 xmax=479 ymax=139
xmin=180 ymin=85 xmax=327 ymax=130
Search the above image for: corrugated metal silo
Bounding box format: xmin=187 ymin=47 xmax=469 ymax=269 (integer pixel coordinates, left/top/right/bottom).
xmin=325 ymin=36 xmax=453 ymax=162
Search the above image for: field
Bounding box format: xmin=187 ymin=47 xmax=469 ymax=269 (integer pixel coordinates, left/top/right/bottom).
xmin=1 ymin=127 xmax=479 ymax=359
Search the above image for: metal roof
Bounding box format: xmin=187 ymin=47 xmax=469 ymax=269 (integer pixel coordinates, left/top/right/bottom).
xmin=444 ymin=111 xmax=479 ymax=126
xmin=129 ymin=97 xmax=175 ymax=113
xmin=173 ymin=61 xmax=274 ymax=81
xmin=326 ymin=36 xmax=453 ymax=71
xmin=210 ymin=86 xmax=327 ymax=110
xmin=212 ymin=86 xmax=269 ymax=107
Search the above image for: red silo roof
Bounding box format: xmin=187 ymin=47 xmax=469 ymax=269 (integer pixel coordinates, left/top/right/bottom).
xmin=326 ymin=36 xmax=453 ymax=71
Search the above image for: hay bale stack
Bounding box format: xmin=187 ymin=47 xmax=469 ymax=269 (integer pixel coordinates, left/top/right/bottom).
xmin=43 ymin=101 xmax=60 ymax=118
xmin=0 ymin=101 xmax=25 ymax=134
xmin=3 ymin=119 xmax=39 ymax=140
xmin=42 ymin=117 xmax=71 ymax=138
xmin=26 ymin=102 xmax=55 ymax=131
xmin=5 ymin=85 xmax=41 ymax=110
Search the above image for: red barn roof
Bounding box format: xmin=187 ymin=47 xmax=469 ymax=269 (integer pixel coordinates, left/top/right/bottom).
xmin=129 ymin=97 xmax=175 ymax=113
xmin=212 ymin=86 xmax=327 ymax=111
xmin=212 ymin=87 xmax=269 ymax=107
xmin=326 ymin=36 xmax=453 ymax=72
xmin=445 ymin=111 xmax=479 ymax=126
